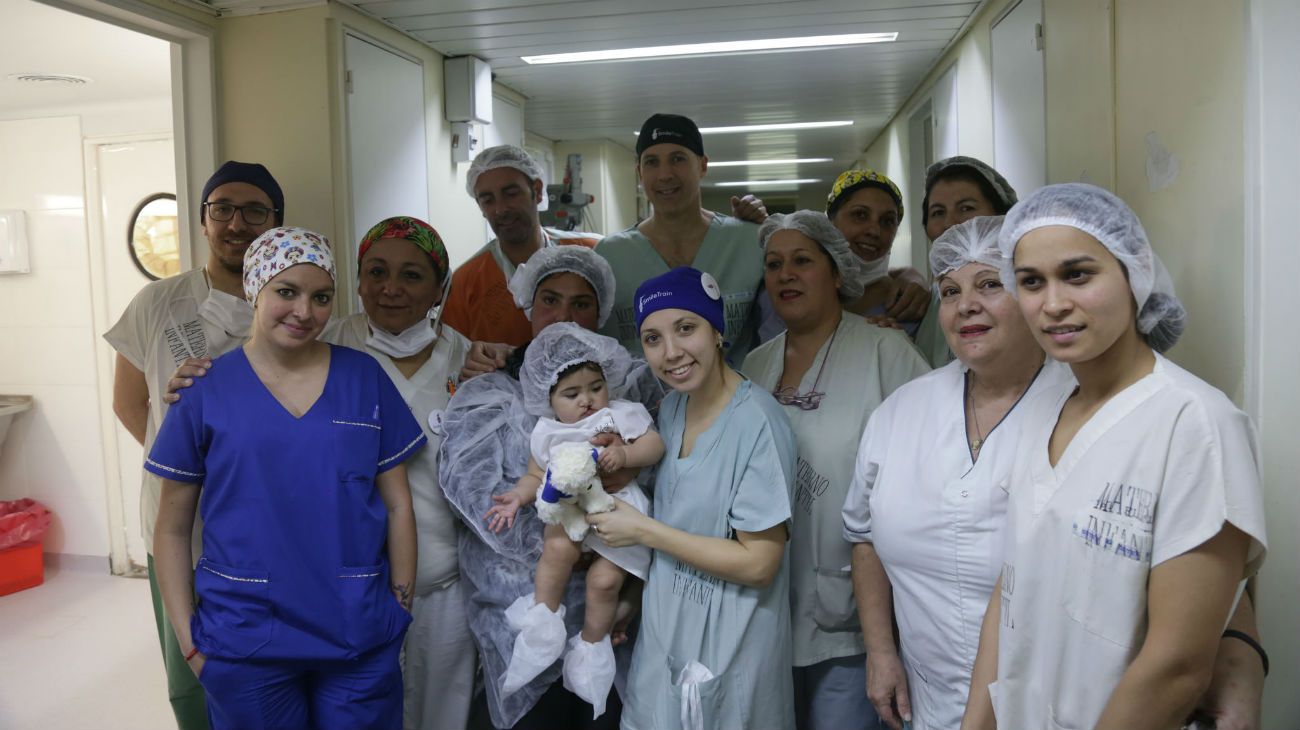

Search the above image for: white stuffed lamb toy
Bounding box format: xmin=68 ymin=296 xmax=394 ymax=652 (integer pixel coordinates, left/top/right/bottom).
xmin=536 ymin=443 xmax=615 ymax=542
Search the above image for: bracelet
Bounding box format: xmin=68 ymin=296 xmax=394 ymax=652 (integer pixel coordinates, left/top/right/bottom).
xmin=184 ymin=646 xmax=201 ymax=662
xmin=1222 ymin=629 xmax=1269 ymax=676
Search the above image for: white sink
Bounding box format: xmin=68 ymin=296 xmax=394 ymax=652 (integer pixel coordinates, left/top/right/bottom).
xmin=0 ymin=395 xmax=33 ymax=451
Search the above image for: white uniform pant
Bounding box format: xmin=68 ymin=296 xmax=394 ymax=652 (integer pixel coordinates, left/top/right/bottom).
xmin=403 ymin=578 xmax=476 ymax=730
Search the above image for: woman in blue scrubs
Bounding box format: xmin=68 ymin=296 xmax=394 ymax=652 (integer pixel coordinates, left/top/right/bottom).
xmin=588 ymin=266 xmax=798 ymax=730
xmin=150 ymin=227 xmax=424 ymax=730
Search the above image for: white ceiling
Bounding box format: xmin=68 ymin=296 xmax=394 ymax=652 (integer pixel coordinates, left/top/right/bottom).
xmin=349 ymin=0 xmax=980 ymax=193
xmin=0 ymin=0 xmax=171 ymax=115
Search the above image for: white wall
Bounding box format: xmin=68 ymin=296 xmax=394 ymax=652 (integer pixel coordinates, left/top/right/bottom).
xmin=0 ymin=116 xmax=109 ymax=558
xmin=552 ymin=139 xmax=638 ymax=235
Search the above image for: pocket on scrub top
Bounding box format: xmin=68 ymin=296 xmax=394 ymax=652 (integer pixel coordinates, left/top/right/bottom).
xmin=339 ymin=564 xmax=410 ymax=655
xmin=812 ymin=566 xmax=859 ymax=631
xmin=332 ymin=416 xmax=382 ymax=480
xmin=1060 ymin=522 xmax=1148 ymax=648
xmin=194 ymin=558 xmax=274 ymax=658
xmin=667 ymin=666 xmax=744 ymax=730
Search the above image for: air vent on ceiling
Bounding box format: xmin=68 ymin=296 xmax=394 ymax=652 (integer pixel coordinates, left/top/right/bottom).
xmin=7 ymin=73 xmax=93 ymax=85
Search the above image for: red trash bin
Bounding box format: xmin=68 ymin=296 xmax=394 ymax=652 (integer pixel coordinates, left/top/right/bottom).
xmin=0 ymin=499 xmax=51 ymax=596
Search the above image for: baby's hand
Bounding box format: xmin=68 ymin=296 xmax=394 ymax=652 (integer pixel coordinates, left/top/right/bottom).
xmin=598 ymin=444 xmax=627 ymax=473
xmin=485 ymin=492 xmax=522 ymax=533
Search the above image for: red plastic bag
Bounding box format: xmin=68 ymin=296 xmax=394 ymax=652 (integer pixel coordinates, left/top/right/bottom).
xmin=0 ymin=499 xmax=51 ymax=551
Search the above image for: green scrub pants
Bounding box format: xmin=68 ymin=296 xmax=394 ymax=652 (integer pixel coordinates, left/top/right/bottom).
xmin=147 ymin=555 xmax=210 ymax=730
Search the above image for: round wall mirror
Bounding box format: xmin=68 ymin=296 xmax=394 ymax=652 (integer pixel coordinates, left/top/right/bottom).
xmin=129 ymin=193 xmax=180 ymax=280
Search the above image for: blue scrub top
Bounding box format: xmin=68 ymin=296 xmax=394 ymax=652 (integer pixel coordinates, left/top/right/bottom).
xmin=146 ymin=344 xmax=426 ymax=662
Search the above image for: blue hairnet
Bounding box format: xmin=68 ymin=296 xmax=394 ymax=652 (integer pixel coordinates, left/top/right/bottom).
xmin=999 ymin=183 xmax=1186 ymax=352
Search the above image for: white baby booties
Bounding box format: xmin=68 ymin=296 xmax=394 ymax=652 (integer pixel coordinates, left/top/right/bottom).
xmin=535 ymin=443 xmax=616 ymax=541
xmin=562 ymin=633 xmax=617 ymax=719
xmin=501 ymin=594 xmax=567 ymax=696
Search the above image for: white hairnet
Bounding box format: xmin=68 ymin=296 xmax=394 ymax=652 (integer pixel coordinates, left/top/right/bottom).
xmin=929 ymin=215 xmax=1006 ymax=280
xmin=519 ymin=322 xmax=633 ymax=417
xmin=467 ymin=145 xmax=549 ymax=211
xmin=507 ymin=245 xmax=617 ymax=328
xmin=758 ymin=210 xmax=878 ymax=301
xmin=999 ymin=183 xmax=1186 ymax=352
xmin=437 ymin=357 xmax=665 ymax=727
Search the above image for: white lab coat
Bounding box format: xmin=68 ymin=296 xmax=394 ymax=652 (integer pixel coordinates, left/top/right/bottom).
xmin=842 ymin=358 xmax=1071 ymax=730
xmin=993 ymin=353 xmax=1267 ymax=730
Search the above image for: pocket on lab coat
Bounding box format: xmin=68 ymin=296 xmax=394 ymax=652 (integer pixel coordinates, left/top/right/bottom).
xmin=666 ymin=664 xmax=745 ymax=730
xmin=333 ymin=417 xmax=382 ymax=480
xmin=193 ymin=558 xmax=274 ymax=658
xmin=339 ymin=563 xmax=411 ymax=655
xmin=1059 ymin=529 xmax=1146 ymax=648
xmin=812 ymin=566 xmax=859 ymax=631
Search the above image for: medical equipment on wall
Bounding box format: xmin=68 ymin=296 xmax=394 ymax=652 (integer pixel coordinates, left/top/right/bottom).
xmin=540 ymin=154 xmax=594 ymax=230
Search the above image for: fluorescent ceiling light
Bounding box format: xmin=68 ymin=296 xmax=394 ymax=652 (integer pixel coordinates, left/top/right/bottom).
xmin=634 ymin=121 xmax=853 ymax=136
xmin=715 ymin=179 xmax=821 ymax=187
xmin=522 ymin=33 xmax=897 ymax=65
xmin=708 ymin=158 xmax=833 ymax=167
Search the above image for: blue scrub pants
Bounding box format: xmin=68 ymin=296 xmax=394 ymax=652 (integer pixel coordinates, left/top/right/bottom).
xmin=199 ymin=635 xmax=403 ymax=730
xmin=793 ymin=654 xmax=881 ymax=730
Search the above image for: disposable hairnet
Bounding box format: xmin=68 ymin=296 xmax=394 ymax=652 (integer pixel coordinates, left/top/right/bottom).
xmin=929 ymin=215 xmax=1006 ymax=280
xmin=466 ymin=144 xmax=549 ymax=211
xmin=758 ymin=210 xmax=879 ymax=301
xmin=924 ymin=156 xmax=1019 ymax=212
xmin=438 ymin=359 xmax=664 ymax=727
xmin=508 ymin=245 xmax=617 ymax=327
xmin=520 ymin=322 xmax=633 ymax=417
xmin=999 ymin=183 xmax=1186 ymax=352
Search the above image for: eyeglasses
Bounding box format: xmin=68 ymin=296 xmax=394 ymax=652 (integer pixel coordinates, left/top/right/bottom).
xmin=203 ymin=201 xmax=278 ymax=226
xmin=770 ymin=324 xmax=840 ymax=412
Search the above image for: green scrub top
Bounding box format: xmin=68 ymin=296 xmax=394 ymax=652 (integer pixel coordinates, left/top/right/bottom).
xmin=744 ymin=314 xmax=931 ymax=667
xmin=596 ymin=213 xmax=764 ymax=365
xmin=622 ymin=380 xmax=797 ymax=730
xmin=912 ymin=290 xmax=954 ymax=368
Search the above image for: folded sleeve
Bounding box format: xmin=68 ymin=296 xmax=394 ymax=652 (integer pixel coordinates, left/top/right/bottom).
xmin=103 ymin=285 xmax=154 ymax=372
xmin=145 ymin=382 xmax=207 ymax=484
xmin=376 ymin=363 xmax=428 ymax=473
xmin=843 ymin=401 xmax=891 ymax=543
xmin=728 ymin=403 xmax=797 ymax=535
xmin=609 ymin=400 xmax=655 ymax=441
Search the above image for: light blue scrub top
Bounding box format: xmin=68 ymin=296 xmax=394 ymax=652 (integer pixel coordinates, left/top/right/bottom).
xmin=146 ymin=345 xmax=426 ymax=662
xmin=622 ymin=380 xmax=797 ymax=730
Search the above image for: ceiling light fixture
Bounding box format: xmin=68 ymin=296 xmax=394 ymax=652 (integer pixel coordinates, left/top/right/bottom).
xmin=634 ymin=121 xmax=853 ymax=136
xmin=7 ymin=73 xmax=92 ymax=85
xmin=714 ymin=179 xmax=821 ymax=187
xmin=708 ymin=158 xmax=833 ymax=167
xmin=523 ymin=32 xmax=897 ymax=65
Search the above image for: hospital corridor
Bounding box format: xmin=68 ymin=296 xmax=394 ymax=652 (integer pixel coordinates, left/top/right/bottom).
xmin=0 ymin=0 xmax=1297 ymax=728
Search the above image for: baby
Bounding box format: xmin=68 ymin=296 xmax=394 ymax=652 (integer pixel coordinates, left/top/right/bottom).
xmin=485 ymin=322 xmax=664 ymax=718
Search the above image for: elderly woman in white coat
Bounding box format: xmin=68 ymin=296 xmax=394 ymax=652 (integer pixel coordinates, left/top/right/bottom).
xmin=743 ymin=211 xmax=930 ymax=730
xmin=842 ymin=216 xmax=1073 ymax=730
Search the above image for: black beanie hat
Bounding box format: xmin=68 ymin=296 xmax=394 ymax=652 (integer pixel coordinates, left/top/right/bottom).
xmin=636 ymin=114 xmax=705 ymax=159
xmin=200 ymin=161 xmax=285 ymax=225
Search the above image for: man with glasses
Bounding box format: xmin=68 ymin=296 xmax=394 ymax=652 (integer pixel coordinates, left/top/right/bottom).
xmin=104 ymin=160 xmax=284 ymax=730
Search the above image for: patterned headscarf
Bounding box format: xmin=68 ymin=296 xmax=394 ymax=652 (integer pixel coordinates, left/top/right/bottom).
xmin=358 ymin=216 xmax=450 ymax=283
xmin=825 ymin=168 xmax=905 ymax=222
xmin=242 ymin=227 xmax=335 ymax=303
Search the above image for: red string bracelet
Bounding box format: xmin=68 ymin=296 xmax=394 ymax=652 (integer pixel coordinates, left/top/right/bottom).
xmin=184 ymin=646 xmax=200 ymax=662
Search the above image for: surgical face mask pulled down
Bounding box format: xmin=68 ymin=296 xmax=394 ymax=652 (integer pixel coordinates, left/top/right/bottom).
xmin=198 ymin=286 xmax=254 ymax=338
xmin=364 ymin=276 xmax=453 ymax=359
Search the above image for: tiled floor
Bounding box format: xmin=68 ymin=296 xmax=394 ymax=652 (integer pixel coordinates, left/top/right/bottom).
xmin=0 ymin=560 xmax=175 ymax=730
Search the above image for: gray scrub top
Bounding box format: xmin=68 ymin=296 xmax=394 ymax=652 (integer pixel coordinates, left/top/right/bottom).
xmin=622 ymin=380 xmax=798 ymax=730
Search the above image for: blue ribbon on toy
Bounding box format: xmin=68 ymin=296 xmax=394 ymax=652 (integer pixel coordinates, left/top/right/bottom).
xmin=540 ymin=469 xmax=564 ymax=504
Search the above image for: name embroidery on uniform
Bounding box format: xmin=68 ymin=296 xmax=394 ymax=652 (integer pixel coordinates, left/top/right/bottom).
xmin=1072 ymin=481 xmax=1155 ymax=562
xmin=793 ymin=457 xmax=830 ymax=516
xmin=672 ymin=562 xmax=721 ymax=606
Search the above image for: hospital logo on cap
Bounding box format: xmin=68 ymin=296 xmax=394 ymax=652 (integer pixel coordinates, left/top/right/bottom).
xmin=700 ymin=272 xmax=721 ymax=300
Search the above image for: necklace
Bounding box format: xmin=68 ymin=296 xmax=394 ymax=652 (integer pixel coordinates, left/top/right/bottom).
xmin=967 ymin=371 xmax=985 ymax=460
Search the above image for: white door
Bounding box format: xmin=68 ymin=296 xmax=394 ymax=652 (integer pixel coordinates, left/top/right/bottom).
xmin=991 ymin=0 xmax=1047 ymax=196
xmin=94 ymin=136 xmax=177 ymax=572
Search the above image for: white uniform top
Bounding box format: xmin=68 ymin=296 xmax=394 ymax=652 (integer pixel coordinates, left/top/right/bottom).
xmin=529 ymin=400 xmax=654 ymax=579
xmin=103 ymin=268 xmax=247 ymax=554
xmin=745 ymin=313 xmax=930 ymax=666
xmin=842 ymin=358 xmax=1072 ymax=730
xmin=321 ymin=314 xmax=470 ymax=593
xmin=993 ymin=353 xmax=1267 ymax=730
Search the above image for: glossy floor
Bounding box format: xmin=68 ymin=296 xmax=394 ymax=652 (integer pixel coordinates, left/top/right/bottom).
xmin=0 ymin=559 xmax=174 ymax=729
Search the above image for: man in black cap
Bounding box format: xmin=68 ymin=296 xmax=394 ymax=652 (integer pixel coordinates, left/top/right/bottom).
xmin=596 ymin=113 xmax=766 ymax=364
xmin=104 ymin=160 xmax=284 ymax=730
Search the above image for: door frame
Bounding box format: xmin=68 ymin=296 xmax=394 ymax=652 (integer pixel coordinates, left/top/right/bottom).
xmin=84 ymin=133 xmax=176 ymax=576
